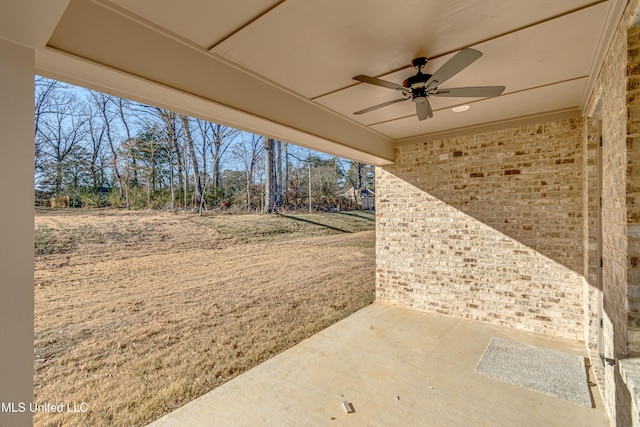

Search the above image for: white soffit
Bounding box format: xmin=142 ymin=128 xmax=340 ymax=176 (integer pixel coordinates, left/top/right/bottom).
xmin=209 ymin=0 xmax=600 ymax=99
xmin=0 ymin=0 xmax=70 ymax=48
xmin=44 ymin=0 xmax=394 ymax=164
xmin=317 ymin=2 xmax=606 ymax=129
xmin=34 ymin=0 xmax=626 ymax=162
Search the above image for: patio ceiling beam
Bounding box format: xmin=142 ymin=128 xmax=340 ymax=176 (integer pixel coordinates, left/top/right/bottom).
xmin=39 ymin=0 xmax=394 ymax=165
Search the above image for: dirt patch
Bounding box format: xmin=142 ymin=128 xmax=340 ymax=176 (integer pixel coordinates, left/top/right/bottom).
xmin=34 ymin=209 xmax=375 ymax=426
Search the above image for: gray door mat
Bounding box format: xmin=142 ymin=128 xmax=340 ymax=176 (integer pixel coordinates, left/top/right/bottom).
xmin=474 ymin=337 xmax=591 ymax=407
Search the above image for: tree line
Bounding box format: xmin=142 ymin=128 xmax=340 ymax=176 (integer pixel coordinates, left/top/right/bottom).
xmin=34 ymin=77 xmax=375 ymax=212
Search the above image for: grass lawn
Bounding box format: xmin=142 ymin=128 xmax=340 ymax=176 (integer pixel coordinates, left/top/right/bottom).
xmin=34 ymin=208 xmax=375 ymax=426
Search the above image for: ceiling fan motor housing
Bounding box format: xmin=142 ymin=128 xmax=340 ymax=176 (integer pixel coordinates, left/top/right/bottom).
xmin=411 ymin=56 xmax=428 ymax=69
xmin=404 ymin=73 xmax=431 ymax=90
xmin=404 ymin=56 xmax=432 ymax=90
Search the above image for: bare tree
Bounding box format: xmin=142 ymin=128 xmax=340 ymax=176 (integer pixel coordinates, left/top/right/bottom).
xmin=195 ymin=119 xmax=212 ymax=187
xmin=209 ymin=123 xmax=239 ymax=196
xmin=156 ymin=109 xmax=181 ymax=210
xmin=233 ymin=133 xmax=263 ymax=212
xmin=35 ymin=77 xmax=61 ymax=132
xmin=116 ymin=98 xmax=140 ymax=190
xmin=86 ymin=104 xmax=107 ymax=189
xmin=335 ymin=158 xmax=359 ymax=209
xmin=36 ymin=88 xmax=88 ymax=195
xmin=193 ymin=120 xmax=240 ymax=203
xmin=180 ymin=115 xmax=203 ymax=206
xmin=275 ymin=140 xmax=282 ymax=206
xmin=90 ymin=91 xmax=125 ymax=203
xmin=283 ymin=142 xmax=290 ymax=205
xmin=34 ymin=77 xmax=67 ymax=172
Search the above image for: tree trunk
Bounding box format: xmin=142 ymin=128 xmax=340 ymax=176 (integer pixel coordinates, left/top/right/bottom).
xmin=284 ymin=142 xmax=289 ymax=206
xmin=94 ymin=94 xmax=123 ymax=199
xmin=183 ymin=144 xmax=188 ymax=208
xmin=213 ymin=159 xmax=220 ymax=194
xmin=172 ymin=136 xmax=183 ymax=205
xmin=180 ymin=115 xmax=203 ymax=205
xmin=308 ymin=149 xmax=312 ymax=213
xmin=157 ymin=109 xmax=178 ymax=210
xmin=246 ymin=169 xmax=251 ymax=212
xmin=55 ymin=161 xmax=63 ymax=196
xmin=147 ymin=138 xmax=154 ymax=208
xmin=169 ymin=149 xmax=175 ymax=210
xmin=356 ymin=162 xmax=364 ymax=209
xmin=263 ymin=138 xmax=277 ymax=213
xmin=275 ymin=140 xmax=282 ymax=206
xmin=117 ymin=100 xmax=138 ymax=187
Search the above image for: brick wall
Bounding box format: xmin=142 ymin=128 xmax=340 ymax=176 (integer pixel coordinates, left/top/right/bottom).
xmin=376 ymin=118 xmax=586 ymax=340
xmin=583 ymin=117 xmax=603 ymax=387
xmin=627 ymin=23 xmax=640 ymax=356
xmin=375 ymin=2 xmax=640 ymax=423
xmin=598 ymin=6 xmax=629 ymax=372
xmin=584 ymin=1 xmax=640 ymax=422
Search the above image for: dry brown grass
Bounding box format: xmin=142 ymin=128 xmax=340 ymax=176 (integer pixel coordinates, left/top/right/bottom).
xmin=34 ymin=208 xmax=375 ymax=427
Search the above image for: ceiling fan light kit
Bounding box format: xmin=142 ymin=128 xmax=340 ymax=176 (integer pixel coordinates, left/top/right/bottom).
xmin=353 ymin=48 xmax=505 ymax=121
xmin=452 ymin=105 xmax=470 ymax=112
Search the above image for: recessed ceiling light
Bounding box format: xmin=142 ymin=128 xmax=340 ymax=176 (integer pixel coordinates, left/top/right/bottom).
xmin=452 ymin=105 xmax=470 ymax=112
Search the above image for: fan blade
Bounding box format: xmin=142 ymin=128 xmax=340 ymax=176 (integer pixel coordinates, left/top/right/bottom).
xmin=415 ymin=98 xmax=433 ymax=121
xmin=353 ymin=75 xmax=411 ymax=93
xmin=354 ymin=97 xmax=409 ymax=115
xmin=432 ymin=86 xmax=505 ymax=98
xmin=426 ymin=48 xmax=483 ymax=87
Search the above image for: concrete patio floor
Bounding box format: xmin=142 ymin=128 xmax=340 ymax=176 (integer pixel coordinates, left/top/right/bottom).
xmin=148 ymin=303 xmax=610 ymax=427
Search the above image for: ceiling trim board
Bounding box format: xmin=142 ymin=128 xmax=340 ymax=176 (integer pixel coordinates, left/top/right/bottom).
xmin=394 ymin=108 xmax=583 ymax=146
xmin=206 ymin=0 xmax=287 ymax=51
xmin=311 ymin=65 xmax=412 ymax=101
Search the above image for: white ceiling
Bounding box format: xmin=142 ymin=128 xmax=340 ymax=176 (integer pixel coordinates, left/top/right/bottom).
xmin=1 ymin=0 xmax=627 ymax=164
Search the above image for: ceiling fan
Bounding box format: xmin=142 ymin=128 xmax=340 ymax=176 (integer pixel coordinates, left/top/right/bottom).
xmin=353 ymin=48 xmax=505 ymax=121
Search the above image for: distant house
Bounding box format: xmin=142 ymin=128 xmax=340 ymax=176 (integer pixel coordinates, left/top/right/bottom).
xmin=342 ymin=188 xmax=375 ymax=210
xmin=361 ymin=189 xmax=375 ymax=210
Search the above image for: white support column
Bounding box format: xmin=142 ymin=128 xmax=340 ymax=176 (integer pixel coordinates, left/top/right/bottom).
xmin=0 ymin=38 xmax=35 ymax=427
